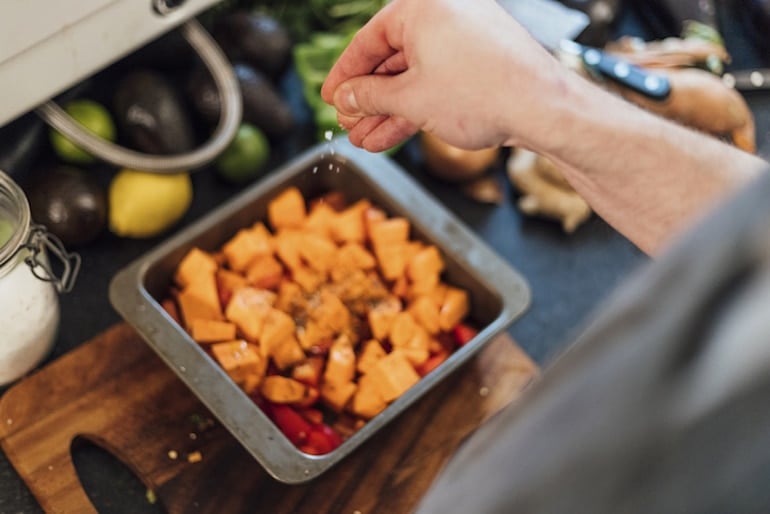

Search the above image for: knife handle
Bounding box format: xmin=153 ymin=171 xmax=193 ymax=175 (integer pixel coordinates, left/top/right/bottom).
xmin=722 ymin=69 xmax=770 ymax=92
xmin=582 ymin=47 xmax=672 ymax=101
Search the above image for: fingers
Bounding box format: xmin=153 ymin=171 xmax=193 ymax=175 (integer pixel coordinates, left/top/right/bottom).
xmin=349 ymin=115 xmax=418 ymax=153
xmin=321 ymin=2 xmax=402 ymax=104
xmin=332 ymin=72 xmax=411 ymax=118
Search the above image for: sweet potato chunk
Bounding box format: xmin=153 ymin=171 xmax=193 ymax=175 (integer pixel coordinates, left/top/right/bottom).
xmin=190 ymin=319 xmax=237 ymax=343
xmin=321 ymin=380 xmax=357 ymax=412
xmin=324 ymin=335 xmax=356 ymax=385
xmin=177 ymin=273 xmax=223 ymax=329
xmin=211 ymin=341 xmax=263 ymax=383
xmin=296 ymin=319 xmax=333 ymax=352
xmin=389 ymin=311 xmax=430 ymax=366
xmin=292 ymin=356 xmax=325 ymax=387
xmin=369 ymin=217 xmax=410 ymax=250
xmin=367 ymin=296 xmax=402 ymax=341
xmin=357 ymin=339 xmax=387 ymax=375
xmin=260 ymin=308 xmax=296 ymax=355
xmin=336 ymin=242 xmax=376 ymax=271
xmin=261 ymin=376 xmax=307 ymax=404
xmin=245 ymin=254 xmax=284 ymax=290
xmin=298 ymin=232 xmax=337 ymax=274
xmin=330 ymin=199 xmax=370 ymax=244
xmin=439 ymin=286 xmax=470 ymax=331
xmin=408 ymin=296 xmax=441 ymax=335
xmin=174 ymin=247 xmax=218 ymax=288
xmin=223 ymin=226 xmax=273 ymax=272
xmin=268 ymin=186 xmax=307 ymax=230
xmin=375 ymin=243 xmax=410 ymax=281
xmin=367 ymin=350 xmax=420 ymax=403
xmin=216 ymin=269 xmax=248 ymax=300
xmin=303 ymin=202 xmax=336 ymax=237
xmin=224 ymin=287 xmax=275 ymax=342
xmin=310 ymin=290 xmax=352 ymax=334
xmin=270 ymin=335 xmax=306 ymax=370
xmin=350 ymin=373 xmax=387 ymax=420
xmin=273 ymin=229 xmax=304 ymax=271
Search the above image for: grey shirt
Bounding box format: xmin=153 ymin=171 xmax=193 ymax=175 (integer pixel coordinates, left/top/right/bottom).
xmin=416 ymin=170 xmax=770 ymax=514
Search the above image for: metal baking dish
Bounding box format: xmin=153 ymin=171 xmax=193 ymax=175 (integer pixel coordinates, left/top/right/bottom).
xmin=109 ymin=138 xmax=531 ymax=484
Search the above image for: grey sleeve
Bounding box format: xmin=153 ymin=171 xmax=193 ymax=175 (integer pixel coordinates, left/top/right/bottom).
xmin=415 ymin=170 xmax=770 ymax=514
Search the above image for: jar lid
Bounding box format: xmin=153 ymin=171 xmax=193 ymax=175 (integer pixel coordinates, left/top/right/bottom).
xmin=0 ymin=170 xmax=80 ymax=293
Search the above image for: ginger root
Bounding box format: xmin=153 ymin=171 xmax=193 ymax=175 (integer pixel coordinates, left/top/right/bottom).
xmin=507 ymin=149 xmax=592 ymax=233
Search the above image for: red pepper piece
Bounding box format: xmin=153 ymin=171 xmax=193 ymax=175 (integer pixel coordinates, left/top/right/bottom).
xmin=416 ymin=350 xmax=450 ymax=377
xmin=452 ymin=323 xmax=478 ymax=346
xmin=269 ymin=404 xmax=311 ymax=446
xmin=306 ymin=424 xmax=343 ymax=454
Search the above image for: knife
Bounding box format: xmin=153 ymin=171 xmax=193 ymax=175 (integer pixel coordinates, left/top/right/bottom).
xmin=498 ymin=0 xmax=672 ymax=101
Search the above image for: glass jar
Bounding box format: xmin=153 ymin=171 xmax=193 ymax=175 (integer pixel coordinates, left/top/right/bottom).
xmin=0 ymin=170 xmax=79 ymax=386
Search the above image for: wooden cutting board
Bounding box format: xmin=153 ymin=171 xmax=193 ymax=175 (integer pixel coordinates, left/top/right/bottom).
xmin=0 ymin=323 xmax=538 ymax=514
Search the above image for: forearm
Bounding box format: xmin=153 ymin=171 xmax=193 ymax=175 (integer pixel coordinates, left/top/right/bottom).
xmin=524 ymin=73 xmax=767 ymax=255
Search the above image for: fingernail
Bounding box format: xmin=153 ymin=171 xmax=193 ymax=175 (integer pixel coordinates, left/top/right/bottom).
xmin=336 ymin=84 xmax=360 ymax=116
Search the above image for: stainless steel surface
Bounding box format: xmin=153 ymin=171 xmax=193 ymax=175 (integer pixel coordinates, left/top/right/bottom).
xmin=110 ymin=139 xmax=531 ymax=484
xmin=723 ymin=69 xmax=770 ymax=92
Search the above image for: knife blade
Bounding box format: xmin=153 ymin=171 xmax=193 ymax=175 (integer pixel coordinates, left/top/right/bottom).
xmin=498 ymin=0 xmax=671 ymax=101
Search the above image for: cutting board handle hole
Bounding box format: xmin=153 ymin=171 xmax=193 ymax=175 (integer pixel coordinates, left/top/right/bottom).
xmin=71 ymin=436 xmax=167 ymax=514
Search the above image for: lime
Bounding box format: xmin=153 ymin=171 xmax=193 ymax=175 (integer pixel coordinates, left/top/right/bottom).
xmin=214 ymin=123 xmax=270 ymax=183
xmin=109 ymin=169 xmax=192 ymax=239
xmin=50 ymin=99 xmax=116 ymax=164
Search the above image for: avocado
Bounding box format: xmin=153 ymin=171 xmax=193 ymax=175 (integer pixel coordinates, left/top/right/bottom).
xmin=187 ymin=62 xmax=294 ymax=139
xmin=113 ymin=70 xmax=196 ymax=155
xmin=212 ymin=11 xmax=292 ymax=79
xmin=25 ymin=166 xmax=107 ymax=247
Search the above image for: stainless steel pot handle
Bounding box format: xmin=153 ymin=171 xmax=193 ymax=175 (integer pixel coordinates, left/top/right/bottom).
xmin=35 ymin=19 xmax=242 ymax=174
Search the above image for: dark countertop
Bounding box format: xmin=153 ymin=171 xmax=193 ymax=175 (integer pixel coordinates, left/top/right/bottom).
xmin=2 ymin=3 xmax=769 ymax=513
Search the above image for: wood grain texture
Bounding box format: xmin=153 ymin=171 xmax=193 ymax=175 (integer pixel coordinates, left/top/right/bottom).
xmin=0 ymin=323 xmax=538 ymax=514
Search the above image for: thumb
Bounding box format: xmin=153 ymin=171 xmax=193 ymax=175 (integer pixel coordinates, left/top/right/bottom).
xmin=332 ymin=74 xmax=407 ymax=118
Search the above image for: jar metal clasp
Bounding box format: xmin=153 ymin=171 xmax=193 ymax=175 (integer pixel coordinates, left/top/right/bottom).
xmin=20 ymin=224 xmax=81 ymax=293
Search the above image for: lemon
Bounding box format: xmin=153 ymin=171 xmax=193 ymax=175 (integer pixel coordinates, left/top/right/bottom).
xmin=109 ymin=169 xmax=192 ymax=238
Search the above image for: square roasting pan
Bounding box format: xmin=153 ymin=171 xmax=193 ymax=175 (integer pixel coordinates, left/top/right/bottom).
xmin=109 ymin=139 xmax=531 ymax=484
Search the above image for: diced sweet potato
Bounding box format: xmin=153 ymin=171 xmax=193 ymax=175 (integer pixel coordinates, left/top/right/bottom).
xmin=270 ymin=335 xmax=306 ymax=370
xmin=357 ymin=339 xmax=387 ymax=375
xmin=292 ymin=356 xmax=325 ymax=387
xmin=407 ymin=248 xmax=441 ymax=297
xmin=375 ymin=243 xmax=410 ymax=281
xmin=216 ymin=269 xmax=248 ymax=302
xmin=367 ymin=296 xmax=402 ymax=341
xmin=350 ymin=373 xmax=387 ymax=419
xmin=275 ymin=280 xmax=305 ymax=313
xmin=174 ymin=247 xmax=218 ymax=288
xmin=324 ymin=335 xmax=356 ymax=385
xmin=268 ymin=187 xmax=307 ymax=230
xmin=273 ymin=229 xmax=304 ymax=271
xmin=177 ymin=274 xmax=223 ymax=329
xmin=261 ymin=375 xmax=308 ymax=404
xmin=310 ymin=290 xmax=351 ymax=334
xmin=320 ymin=380 xmax=357 ymax=412
xmin=367 ymin=350 xmax=420 ymax=403
xmin=363 ymin=206 xmax=387 ymax=239
xmin=211 ymin=341 xmax=263 ymax=383
xmin=336 ymin=242 xmax=376 ymax=271
xmin=408 ymin=296 xmax=440 ymax=335
xmin=439 ymin=286 xmax=470 ymax=331
xmin=222 ymin=226 xmax=273 ymax=272
xmin=298 ymin=232 xmax=337 ymax=274
xmin=190 ymin=319 xmax=238 ymax=343
xmin=296 ymin=319 xmax=334 ymax=352
xmin=389 ymin=311 xmax=430 ymax=366
xmin=292 ymin=265 xmax=324 ymax=293
xmin=369 ymin=217 xmax=410 ymax=250
xmin=224 ymin=287 xmax=275 ymax=342
xmin=245 ymin=254 xmax=284 ymax=290
xmin=260 ymin=308 xmax=296 ymax=355
xmin=303 ymin=202 xmax=337 ymax=237
xmin=330 ymin=199 xmax=370 ymax=244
